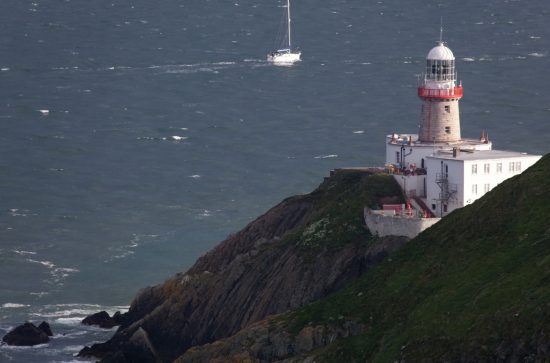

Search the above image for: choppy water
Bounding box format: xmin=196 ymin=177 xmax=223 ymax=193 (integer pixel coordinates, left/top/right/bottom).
xmin=0 ymin=0 xmax=548 ymax=361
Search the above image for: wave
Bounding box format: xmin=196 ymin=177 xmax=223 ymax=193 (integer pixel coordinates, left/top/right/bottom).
xmin=314 ymin=154 xmax=338 ymax=159
xmin=9 ymin=208 xmax=35 ymax=217
xmin=1 ymin=303 xmax=29 ymax=309
xmin=0 ymin=343 xmax=50 ymax=350
xmin=105 ymin=234 xmax=161 ymax=262
xmin=12 ymin=249 xmax=36 ymax=256
xmin=136 ymin=136 xmax=188 ymax=142
xmin=26 ymin=258 xmax=55 ymax=269
xmin=528 ymin=52 xmax=546 ymax=57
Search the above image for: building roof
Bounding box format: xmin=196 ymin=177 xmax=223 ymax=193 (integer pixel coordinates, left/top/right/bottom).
xmin=427 ymin=149 xmax=541 ymax=161
xmin=427 ymin=42 xmax=455 ymax=60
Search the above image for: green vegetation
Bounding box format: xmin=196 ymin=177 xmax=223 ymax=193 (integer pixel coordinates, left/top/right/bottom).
xmin=281 ymin=170 xmax=404 ymax=254
xmin=287 ymin=154 xmax=550 ymax=361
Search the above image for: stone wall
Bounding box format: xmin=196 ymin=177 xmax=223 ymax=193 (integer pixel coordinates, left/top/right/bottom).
xmin=364 ymin=208 xmax=440 ymax=239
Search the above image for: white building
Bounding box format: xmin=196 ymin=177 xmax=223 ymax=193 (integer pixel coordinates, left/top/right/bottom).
xmin=384 ymin=40 xmax=541 ymax=218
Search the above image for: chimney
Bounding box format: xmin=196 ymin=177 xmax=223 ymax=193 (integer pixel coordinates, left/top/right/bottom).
xmin=452 ymin=147 xmax=460 ymax=158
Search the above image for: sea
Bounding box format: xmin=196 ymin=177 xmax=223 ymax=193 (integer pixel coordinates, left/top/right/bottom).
xmin=0 ymin=0 xmax=548 ymax=361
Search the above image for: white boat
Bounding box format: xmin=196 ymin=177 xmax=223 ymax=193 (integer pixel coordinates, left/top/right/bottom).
xmin=267 ymin=0 xmax=301 ymax=64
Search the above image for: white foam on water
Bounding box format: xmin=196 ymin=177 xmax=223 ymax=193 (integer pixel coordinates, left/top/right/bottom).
xmin=199 ymin=210 xmax=212 ymax=217
xmin=29 ymin=292 xmax=49 ymax=297
xmin=352 ymin=130 xmax=364 ymax=134
xmin=35 ymin=308 xmax=102 ymax=318
xmin=13 ymin=249 xmax=36 ymax=255
xmin=1 ymin=303 xmax=29 ymax=309
xmin=528 ymin=52 xmax=545 ymax=57
xmin=462 ymin=57 xmax=475 ymax=62
xmin=55 ymin=317 xmax=84 ymax=326
xmin=171 ymin=135 xmax=188 ymax=141
xmin=62 ymin=345 xmax=84 ymax=353
xmin=1 ymin=67 xmax=9 ymax=71
xmin=1 ymin=343 xmax=50 ymax=350
xmin=9 ymin=208 xmax=34 ymax=217
xmin=26 ymin=258 xmax=55 ymax=269
xmin=314 ymin=154 xmax=338 ymax=159
xmin=189 ymin=175 xmax=201 ymax=178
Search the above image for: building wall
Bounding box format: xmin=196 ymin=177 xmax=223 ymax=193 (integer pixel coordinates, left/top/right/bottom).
xmin=418 ymin=98 xmax=461 ymax=143
xmin=425 ymin=158 xmax=464 ymax=217
xmin=425 ymin=155 xmax=542 ymax=217
xmin=386 ymin=139 xmax=440 ymax=169
xmin=461 ymin=156 xmax=541 ymax=206
xmin=392 ymin=174 xmax=426 ymax=198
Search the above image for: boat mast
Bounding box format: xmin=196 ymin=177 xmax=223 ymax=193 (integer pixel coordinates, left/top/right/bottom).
xmin=287 ymin=0 xmax=291 ymax=50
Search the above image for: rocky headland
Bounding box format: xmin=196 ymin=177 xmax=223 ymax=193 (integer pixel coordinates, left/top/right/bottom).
xmin=82 ymin=154 xmax=550 ymax=362
xmin=80 ymin=169 xmax=407 ymax=362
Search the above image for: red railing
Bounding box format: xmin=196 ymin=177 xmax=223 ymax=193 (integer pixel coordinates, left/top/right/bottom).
xmin=418 ymin=86 xmax=463 ymax=99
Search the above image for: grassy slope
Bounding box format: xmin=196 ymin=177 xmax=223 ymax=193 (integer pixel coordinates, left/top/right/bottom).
xmin=287 ymin=154 xmax=550 ymax=362
xmin=280 ymin=169 xmax=404 ymax=255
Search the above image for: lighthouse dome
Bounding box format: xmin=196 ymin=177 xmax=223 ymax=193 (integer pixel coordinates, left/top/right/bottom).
xmin=426 ymin=42 xmax=455 ymax=60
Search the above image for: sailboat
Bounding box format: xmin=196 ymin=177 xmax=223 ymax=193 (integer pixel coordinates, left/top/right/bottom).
xmin=267 ymin=0 xmax=301 ymax=64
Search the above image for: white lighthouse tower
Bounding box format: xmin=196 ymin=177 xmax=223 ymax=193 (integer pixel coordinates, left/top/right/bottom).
xmin=418 ymin=41 xmax=462 ymax=143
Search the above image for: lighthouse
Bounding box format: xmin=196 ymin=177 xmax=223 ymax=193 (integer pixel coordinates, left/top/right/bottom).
xmin=418 ymin=41 xmax=463 ymax=143
xmin=381 ymin=35 xmax=541 ymax=222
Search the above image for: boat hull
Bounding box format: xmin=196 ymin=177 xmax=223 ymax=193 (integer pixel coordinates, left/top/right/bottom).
xmin=267 ymin=52 xmax=301 ymax=64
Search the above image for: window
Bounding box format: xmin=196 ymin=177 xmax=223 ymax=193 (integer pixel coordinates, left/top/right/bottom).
xmin=509 ymin=161 xmax=515 ymax=172
xmin=445 ymin=126 xmax=451 ymax=134
xmin=443 ymin=204 xmax=448 ymax=212
xmin=396 ymin=151 xmax=400 ymax=164
xmin=471 ymin=164 xmax=478 ymax=175
xmin=484 ymin=183 xmax=490 ymax=193
xmin=515 ymin=161 xmax=522 ymax=172
xmin=444 ymin=105 xmax=450 ymax=113
xmin=496 ymin=163 xmax=502 ymax=173
xmin=484 ymin=163 xmax=490 ymax=174
xmin=432 ymin=204 xmax=436 ymax=210
xmin=472 ymin=184 xmax=478 ymax=194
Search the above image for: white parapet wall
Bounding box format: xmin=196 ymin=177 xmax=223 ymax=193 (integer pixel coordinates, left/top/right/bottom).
xmin=364 ymin=208 xmax=441 ymax=239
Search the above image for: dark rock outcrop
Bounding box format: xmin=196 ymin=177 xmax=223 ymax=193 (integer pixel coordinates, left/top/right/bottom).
xmin=38 ymin=321 xmax=53 ymax=336
xmin=82 ymin=310 xmax=124 ymax=329
xmin=176 ymin=318 xmax=365 ymax=363
xmin=2 ymin=322 xmax=50 ymax=346
xmin=80 ymin=170 xmax=406 ymax=362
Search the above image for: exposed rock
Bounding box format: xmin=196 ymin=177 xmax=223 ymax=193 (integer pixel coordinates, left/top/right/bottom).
xmin=175 ymin=318 xmax=365 ymax=363
xmin=2 ymin=322 xmax=50 ymax=346
xmin=38 ymin=321 xmax=53 ymax=336
xmin=81 ymin=170 xmax=406 ymax=362
xmin=82 ymin=310 xmax=124 ymax=329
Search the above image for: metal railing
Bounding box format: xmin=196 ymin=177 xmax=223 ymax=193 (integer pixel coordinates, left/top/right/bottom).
xmin=418 ymin=86 xmax=463 ymax=99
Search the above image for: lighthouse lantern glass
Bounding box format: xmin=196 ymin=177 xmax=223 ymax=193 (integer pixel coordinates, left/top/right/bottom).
xmin=426 ymin=59 xmax=455 ymax=82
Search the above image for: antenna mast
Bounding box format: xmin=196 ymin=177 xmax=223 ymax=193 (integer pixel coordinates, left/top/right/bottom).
xmin=439 ymin=17 xmax=444 ymax=43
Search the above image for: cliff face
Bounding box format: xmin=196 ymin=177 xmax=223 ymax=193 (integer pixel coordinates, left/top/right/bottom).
xmin=173 ymin=154 xmax=550 ymax=363
xmin=82 ymin=169 xmax=406 ymax=362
